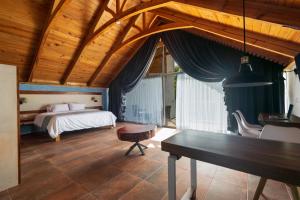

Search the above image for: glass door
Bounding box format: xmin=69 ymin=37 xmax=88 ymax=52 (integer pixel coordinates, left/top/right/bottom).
xmin=147 ymin=43 xmax=180 ymax=128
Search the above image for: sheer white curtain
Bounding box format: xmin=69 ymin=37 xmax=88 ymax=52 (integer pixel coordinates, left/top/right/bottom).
xmin=176 ymin=73 xmax=228 ymax=133
xmin=125 ymin=77 xmax=163 ymax=125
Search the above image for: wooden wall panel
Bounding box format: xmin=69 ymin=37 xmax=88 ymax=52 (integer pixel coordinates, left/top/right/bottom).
xmin=67 ymin=24 xmax=125 ymax=83
xmin=95 ymin=11 xmax=114 ymax=31
xmin=251 ymin=0 xmax=300 ymax=8
xmin=92 ymin=41 xmax=141 ymax=86
xmin=88 ymin=13 xmax=157 ymax=85
xmin=0 ymin=0 xmax=50 ymax=81
xmin=122 ymin=0 xmax=143 ymax=11
xmin=33 ymin=0 xmax=100 ymax=83
xmin=166 ymin=3 xmax=300 ymax=44
xmin=0 ymin=0 xmax=299 ymax=86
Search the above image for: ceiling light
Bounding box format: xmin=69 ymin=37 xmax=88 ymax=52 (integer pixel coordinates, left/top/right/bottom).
xmin=222 ymin=0 xmax=273 ymax=88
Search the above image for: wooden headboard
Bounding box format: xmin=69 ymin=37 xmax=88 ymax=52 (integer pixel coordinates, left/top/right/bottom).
xmin=19 ymin=91 xmax=102 ymax=124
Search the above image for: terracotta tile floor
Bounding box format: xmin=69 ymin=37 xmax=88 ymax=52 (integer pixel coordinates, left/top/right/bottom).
xmin=0 ymin=123 xmax=292 ymax=200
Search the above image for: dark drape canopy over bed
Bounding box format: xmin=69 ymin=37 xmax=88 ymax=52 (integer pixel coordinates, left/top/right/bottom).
xmin=109 ymin=30 xmax=284 ymax=131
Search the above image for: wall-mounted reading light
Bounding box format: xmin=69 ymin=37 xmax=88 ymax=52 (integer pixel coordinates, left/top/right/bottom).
xmin=19 ymin=97 xmax=27 ymax=105
xmin=91 ymin=97 xmax=98 ymax=102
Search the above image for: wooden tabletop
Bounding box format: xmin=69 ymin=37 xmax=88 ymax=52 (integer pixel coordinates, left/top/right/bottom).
xmin=161 ymin=130 xmax=300 ymax=186
xmin=117 ymin=124 xmax=156 ymax=134
xmin=258 ymin=113 xmax=300 ymax=128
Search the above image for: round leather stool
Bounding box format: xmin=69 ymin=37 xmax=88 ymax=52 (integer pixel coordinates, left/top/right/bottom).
xmin=117 ymin=124 xmax=156 ymax=155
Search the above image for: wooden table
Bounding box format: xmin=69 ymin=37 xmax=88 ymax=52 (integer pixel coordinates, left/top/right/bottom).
xmin=161 ymin=130 xmax=300 ymax=200
xmin=258 ymin=113 xmax=300 ymax=128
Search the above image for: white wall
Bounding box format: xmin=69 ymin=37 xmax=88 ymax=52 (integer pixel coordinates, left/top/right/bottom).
xmin=285 ymin=64 xmax=300 ymax=117
xmin=0 ymin=64 xmax=19 ymax=191
xmin=20 ymin=94 xmax=102 ymax=111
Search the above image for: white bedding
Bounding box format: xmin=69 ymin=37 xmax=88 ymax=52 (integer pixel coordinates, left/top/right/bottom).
xmin=34 ymin=109 xmax=117 ymax=139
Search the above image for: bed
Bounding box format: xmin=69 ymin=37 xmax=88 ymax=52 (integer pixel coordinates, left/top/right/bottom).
xmin=34 ymin=107 xmax=117 ymax=141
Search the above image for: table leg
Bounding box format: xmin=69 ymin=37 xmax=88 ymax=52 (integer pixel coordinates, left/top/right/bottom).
xmin=253 ymin=177 xmax=267 ymax=200
xmin=168 ymin=154 xmax=177 ymax=200
xmin=191 ymin=159 xmax=197 ymax=199
xmin=287 ymin=184 xmax=300 ymax=200
xmin=182 ymin=159 xmax=197 ymax=200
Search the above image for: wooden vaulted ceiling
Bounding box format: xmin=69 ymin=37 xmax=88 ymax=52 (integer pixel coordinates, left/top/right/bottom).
xmin=0 ymin=0 xmax=300 ymax=87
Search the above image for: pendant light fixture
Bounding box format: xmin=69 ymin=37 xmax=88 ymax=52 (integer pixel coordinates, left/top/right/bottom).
xmin=222 ymin=0 xmax=273 ymax=88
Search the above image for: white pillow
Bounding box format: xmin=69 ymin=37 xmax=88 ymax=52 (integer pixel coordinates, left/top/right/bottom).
xmin=47 ymin=104 xmax=69 ymax=113
xmin=69 ymin=103 xmax=85 ymax=111
xmin=46 ymin=104 xmax=53 ymax=112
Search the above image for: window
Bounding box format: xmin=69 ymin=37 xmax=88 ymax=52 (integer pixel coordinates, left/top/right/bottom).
xmin=176 ymin=73 xmax=228 ymax=133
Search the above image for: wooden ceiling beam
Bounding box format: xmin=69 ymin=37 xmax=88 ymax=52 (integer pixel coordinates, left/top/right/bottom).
xmin=105 ymin=39 xmax=147 ymax=87
xmin=27 ymin=0 xmax=71 ymax=82
xmin=142 ymin=13 xmax=146 ymax=29
xmin=173 ymin=0 xmax=300 ymax=28
xmin=90 ymin=22 xmax=192 ymax=86
xmin=61 ymin=0 xmax=173 ymax=85
xmin=97 ymin=14 xmax=299 ymax=85
xmin=61 ymin=0 xmax=110 ymax=84
xmin=116 ymin=0 xmax=120 ymax=14
xmin=88 ymin=15 xmax=140 ymax=86
xmin=105 ymin=6 xmax=116 ymax=17
xmin=120 ymin=0 xmax=127 ymax=12
xmin=86 ymin=0 xmax=173 ymax=46
xmin=61 ymin=0 xmax=300 ymax=85
xmin=285 ymin=61 xmax=296 ymax=71
xmin=148 ymin=15 xmax=159 ymax=29
xmin=111 ymin=23 xmax=193 ymax=53
xmin=151 ymin=9 xmax=298 ymax=61
xmin=133 ymin=25 xmax=143 ymax=32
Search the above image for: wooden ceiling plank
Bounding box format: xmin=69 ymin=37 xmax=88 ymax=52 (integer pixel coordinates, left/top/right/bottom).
xmin=62 ymin=0 xmax=173 ymax=85
xmin=61 ymin=0 xmax=110 ymax=84
xmin=91 ymin=22 xmax=191 ymax=86
xmin=173 ymin=0 xmax=300 ymax=28
xmin=151 ymin=9 xmax=298 ymax=59
xmin=148 ymin=15 xmax=159 ymax=29
xmin=99 ymin=20 xmax=294 ymax=84
xmin=105 ymin=39 xmax=147 ymax=87
xmin=79 ymin=0 xmax=300 ymax=79
xmin=120 ymin=0 xmax=127 ymax=12
xmin=86 ymin=0 xmax=173 ymax=46
xmin=51 ymin=0 xmax=62 ymax=15
xmin=133 ymin=25 xmax=143 ymax=32
xmin=105 ymin=18 xmax=293 ymax=85
xmin=27 ymin=0 xmax=71 ymax=82
xmin=285 ymin=61 xmax=296 ymax=70
xmin=111 ymin=22 xmax=193 ymax=54
xmin=88 ymin=15 xmax=140 ymax=86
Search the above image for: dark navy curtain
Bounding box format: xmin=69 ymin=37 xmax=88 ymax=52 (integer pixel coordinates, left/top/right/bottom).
xmin=161 ymin=30 xmax=284 ymax=131
xmin=109 ymin=36 xmax=159 ymax=120
xmin=295 ymin=53 xmax=300 ymax=76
